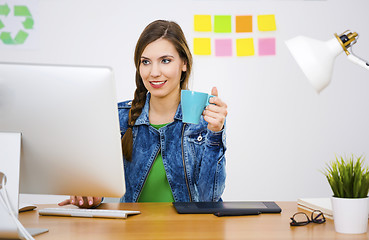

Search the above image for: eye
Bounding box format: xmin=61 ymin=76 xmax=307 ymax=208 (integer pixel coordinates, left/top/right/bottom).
xmin=162 ymin=58 xmax=171 ymax=64
xmin=141 ymin=59 xmax=150 ymax=65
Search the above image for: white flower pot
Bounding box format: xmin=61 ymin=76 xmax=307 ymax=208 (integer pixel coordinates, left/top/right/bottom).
xmin=331 ymin=196 xmax=369 ymax=234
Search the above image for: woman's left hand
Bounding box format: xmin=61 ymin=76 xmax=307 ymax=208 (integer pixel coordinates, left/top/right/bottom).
xmin=203 ymin=87 xmax=228 ymax=132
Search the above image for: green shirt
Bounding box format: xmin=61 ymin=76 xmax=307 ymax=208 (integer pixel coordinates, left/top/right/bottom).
xmin=138 ymin=123 xmax=175 ymax=202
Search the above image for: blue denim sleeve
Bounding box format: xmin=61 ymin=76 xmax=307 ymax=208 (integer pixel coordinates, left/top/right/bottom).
xmin=197 ymin=124 xmax=226 ymax=202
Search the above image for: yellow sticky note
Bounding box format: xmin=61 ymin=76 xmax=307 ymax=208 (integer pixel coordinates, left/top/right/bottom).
xmin=194 ymin=38 xmax=211 ymax=55
xmin=194 ymin=15 xmax=212 ymax=32
xmin=257 ymin=14 xmax=276 ymax=31
xmin=236 ymin=38 xmax=254 ymax=56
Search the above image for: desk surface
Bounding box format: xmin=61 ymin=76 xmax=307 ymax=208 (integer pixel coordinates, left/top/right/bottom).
xmin=20 ymin=202 xmax=368 ymax=240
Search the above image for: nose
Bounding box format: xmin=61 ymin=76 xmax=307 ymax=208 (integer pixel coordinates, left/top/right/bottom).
xmin=150 ymin=62 xmax=161 ymax=78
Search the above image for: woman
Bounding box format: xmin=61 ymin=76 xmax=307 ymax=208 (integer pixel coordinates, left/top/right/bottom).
xmin=59 ymin=20 xmax=227 ymax=207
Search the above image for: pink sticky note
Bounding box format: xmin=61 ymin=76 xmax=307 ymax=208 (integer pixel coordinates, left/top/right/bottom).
xmin=215 ymin=39 xmax=232 ymax=57
xmin=258 ymin=38 xmax=276 ymax=56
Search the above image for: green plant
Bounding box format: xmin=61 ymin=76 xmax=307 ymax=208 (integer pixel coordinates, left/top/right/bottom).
xmin=322 ymin=155 xmax=369 ymax=198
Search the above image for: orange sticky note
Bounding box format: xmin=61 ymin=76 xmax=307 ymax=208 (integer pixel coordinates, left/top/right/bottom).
xmin=194 ymin=15 xmax=212 ymax=32
xmin=236 ymin=38 xmax=254 ymax=56
xmin=193 ymin=38 xmax=211 ymax=55
xmin=236 ymin=15 xmax=252 ymax=33
xmin=257 ymin=14 xmax=276 ymax=31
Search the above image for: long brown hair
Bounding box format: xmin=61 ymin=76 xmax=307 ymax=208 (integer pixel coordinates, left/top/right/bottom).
xmin=122 ymin=20 xmax=193 ymax=161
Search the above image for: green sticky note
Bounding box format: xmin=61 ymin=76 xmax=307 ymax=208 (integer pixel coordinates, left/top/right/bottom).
xmin=193 ymin=38 xmax=211 ymax=55
xmin=236 ymin=38 xmax=254 ymax=56
xmin=214 ymin=15 xmax=232 ymax=33
xmin=194 ymin=15 xmax=212 ymax=32
xmin=257 ymin=14 xmax=276 ymax=31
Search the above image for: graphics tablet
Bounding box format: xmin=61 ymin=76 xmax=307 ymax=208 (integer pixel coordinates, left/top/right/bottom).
xmin=173 ymin=201 xmax=282 ymax=214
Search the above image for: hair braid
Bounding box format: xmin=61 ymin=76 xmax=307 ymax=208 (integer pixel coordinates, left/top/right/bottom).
xmin=121 ymin=72 xmax=147 ymax=161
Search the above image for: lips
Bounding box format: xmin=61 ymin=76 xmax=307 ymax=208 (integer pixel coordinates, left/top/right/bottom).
xmin=150 ymin=80 xmax=167 ymax=88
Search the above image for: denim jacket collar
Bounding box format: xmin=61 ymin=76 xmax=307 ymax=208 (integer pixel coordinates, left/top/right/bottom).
xmin=134 ymin=92 xmax=183 ymax=126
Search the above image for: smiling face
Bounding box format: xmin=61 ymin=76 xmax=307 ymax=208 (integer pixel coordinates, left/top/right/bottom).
xmin=139 ymin=38 xmax=187 ymax=100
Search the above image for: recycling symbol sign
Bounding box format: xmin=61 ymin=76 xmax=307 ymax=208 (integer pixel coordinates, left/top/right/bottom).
xmin=0 ymin=3 xmax=34 ymax=45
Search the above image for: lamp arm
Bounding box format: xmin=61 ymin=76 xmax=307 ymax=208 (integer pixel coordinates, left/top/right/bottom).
xmin=347 ymin=52 xmax=369 ymax=70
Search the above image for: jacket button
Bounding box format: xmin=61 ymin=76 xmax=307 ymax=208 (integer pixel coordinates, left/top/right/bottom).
xmin=197 ymin=135 xmax=203 ymax=142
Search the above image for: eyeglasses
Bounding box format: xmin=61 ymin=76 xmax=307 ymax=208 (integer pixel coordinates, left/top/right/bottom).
xmin=290 ymin=210 xmax=326 ymax=226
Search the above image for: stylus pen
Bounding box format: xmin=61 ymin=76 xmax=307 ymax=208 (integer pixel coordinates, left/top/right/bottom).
xmin=214 ymin=209 xmax=261 ymax=217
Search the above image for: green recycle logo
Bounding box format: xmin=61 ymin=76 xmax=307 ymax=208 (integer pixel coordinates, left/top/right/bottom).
xmin=0 ymin=3 xmax=34 ymax=44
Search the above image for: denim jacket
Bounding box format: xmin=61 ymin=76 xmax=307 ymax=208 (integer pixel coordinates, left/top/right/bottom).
xmin=118 ymin=93 xmax=226 ymax=202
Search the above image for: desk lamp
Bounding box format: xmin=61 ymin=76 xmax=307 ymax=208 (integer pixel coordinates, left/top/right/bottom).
xmin=285 ymin=30 xmax=369 ymax=93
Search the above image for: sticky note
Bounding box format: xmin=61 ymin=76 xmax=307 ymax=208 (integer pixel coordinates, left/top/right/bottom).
xmin=193 ymin=38 xmax=211 ymax=55
xmin=258 ymin=38 xmax=276 ymax=56
xmin=215 ymin=39 xmax=232 ymax=57
xmin=214 ymin=15 xmax=232 ymax=33
xmin=236 ymin=38 xmax=254 ymax=56
xmin=257 ymin=14 xmax=276 ymax=31
xmin=194 ymin=15 xmax=212 ymax=32
xmin=236 ymin=15 xmax=252 ymax=33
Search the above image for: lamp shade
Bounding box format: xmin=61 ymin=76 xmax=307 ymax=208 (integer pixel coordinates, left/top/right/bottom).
xmin=286 ymin=36 xmax=343 ymax=93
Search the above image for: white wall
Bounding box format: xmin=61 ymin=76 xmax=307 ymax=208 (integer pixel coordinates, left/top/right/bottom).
xmin=1 ymin=0 xmax=369 ymax=203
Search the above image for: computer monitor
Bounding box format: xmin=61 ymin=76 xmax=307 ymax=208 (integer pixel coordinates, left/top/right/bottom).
xmin=0 ymin=62 xmax=125 ymax=199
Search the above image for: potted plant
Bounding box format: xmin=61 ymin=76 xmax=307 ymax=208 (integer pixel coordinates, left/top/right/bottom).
xmin=322 ymin=154 xmax=369 ymax=234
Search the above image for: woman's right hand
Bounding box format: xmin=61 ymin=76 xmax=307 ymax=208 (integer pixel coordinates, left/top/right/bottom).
xmin=58 ymin=196 xmax=102 ymax=209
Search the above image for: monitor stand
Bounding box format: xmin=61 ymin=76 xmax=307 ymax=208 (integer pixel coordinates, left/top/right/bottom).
xmin=0 ymin=132 xmax=48 ymax=239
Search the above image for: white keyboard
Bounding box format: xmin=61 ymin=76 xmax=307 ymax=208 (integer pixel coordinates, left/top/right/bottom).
xmin=38 ymin=208 xmax=141 ymax=219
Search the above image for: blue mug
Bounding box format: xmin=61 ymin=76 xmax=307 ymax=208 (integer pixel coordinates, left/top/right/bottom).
xmin=181 ymin=90 xmax=214 ymax=124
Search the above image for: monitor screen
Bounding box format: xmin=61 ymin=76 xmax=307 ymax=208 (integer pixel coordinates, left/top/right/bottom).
xmin=0 ymin=62 xmax=125 ymax=198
